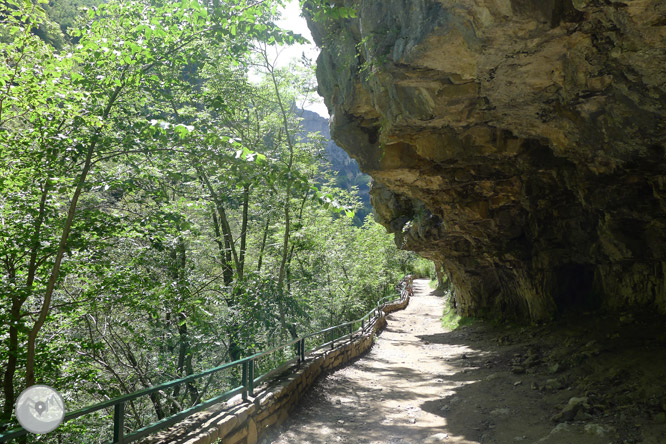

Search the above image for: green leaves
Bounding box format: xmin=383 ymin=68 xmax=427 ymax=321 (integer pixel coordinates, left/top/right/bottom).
xmin=146 ymin=120 xmax=194 ymax=139
xmin=0 ymin=0 xmax=413 ymax=439
xmin=302 ymin=1 xmax=358 ymax=22
xmin=313 ymin=188 xmax=355 ymax=218
xmin=235 ymin=147 xmax=267 ymax=164
xmin=174 ymin=123 xmax=195 ymax=138
xmin=331 ymin=6 xmax=358 ymax=20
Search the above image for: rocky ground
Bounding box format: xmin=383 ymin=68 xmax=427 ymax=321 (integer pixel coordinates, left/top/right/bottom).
xmin=261 ymin=279 xmax=666 ymax=444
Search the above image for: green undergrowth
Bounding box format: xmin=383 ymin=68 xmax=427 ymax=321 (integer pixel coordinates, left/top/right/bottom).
xmin=441 ymin=306 xmax=476 ymax=330
xmin=409 ymin=257 xmax=436 ymax=279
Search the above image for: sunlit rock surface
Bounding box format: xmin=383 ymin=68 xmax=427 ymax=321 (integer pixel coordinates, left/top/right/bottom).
xmin=306 ymin=0 xmax=666 ymax=321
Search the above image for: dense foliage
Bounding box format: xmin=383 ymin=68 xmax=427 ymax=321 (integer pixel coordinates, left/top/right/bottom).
xmin=0 ymin=0 xmax=417 ymax=440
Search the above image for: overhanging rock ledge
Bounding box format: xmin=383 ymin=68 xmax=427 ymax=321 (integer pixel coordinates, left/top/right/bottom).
xmin=306 ymin=0 xmax=666 ymax=321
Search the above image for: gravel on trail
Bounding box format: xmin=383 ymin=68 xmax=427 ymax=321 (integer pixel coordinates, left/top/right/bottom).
xmin=262 ymin=279 xmax=666 ymax=444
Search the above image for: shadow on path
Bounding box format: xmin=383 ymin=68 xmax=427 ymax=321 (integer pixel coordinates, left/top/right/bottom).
xmin=262 ymin=280 xmax=666 ymax=444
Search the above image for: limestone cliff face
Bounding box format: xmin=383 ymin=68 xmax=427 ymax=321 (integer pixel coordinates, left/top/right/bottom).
xmin=306 ymin=0 xmax=666 ymax=321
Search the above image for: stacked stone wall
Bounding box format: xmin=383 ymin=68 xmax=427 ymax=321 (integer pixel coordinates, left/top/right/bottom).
xmin=142 ymin=295 xmax=409 ymax=444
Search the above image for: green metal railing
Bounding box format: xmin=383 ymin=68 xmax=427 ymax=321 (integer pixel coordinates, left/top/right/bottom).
xmin=0 ymin=278 xmax=412 ymax=444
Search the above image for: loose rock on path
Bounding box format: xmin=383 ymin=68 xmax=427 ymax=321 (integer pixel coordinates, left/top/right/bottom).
xmin=261 ymin=279 xmax=666 ymax=444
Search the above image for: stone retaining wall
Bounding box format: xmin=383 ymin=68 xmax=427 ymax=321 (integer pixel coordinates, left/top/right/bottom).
xmin=142 ymin=295 xmax=410 ymax=444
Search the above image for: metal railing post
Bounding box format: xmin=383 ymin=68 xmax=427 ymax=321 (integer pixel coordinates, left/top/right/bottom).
xmin=0 ymin=279 xmax=409 ymax=444
xmin=113 ymin=402 xmax=125 ymax=443
xmin=242 ymin=361 xmax=248 ymax=400
xmin=248 ymin=360 xmax=254 ymax=397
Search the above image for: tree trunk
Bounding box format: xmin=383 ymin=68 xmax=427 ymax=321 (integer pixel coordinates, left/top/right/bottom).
xmin=1 ymin=297 xmax=21 ymax=427
xmin=25 ymin=80 xmax=125 ymax=387
xmin=256 ymin=216 xmax=270 ymax=273
xmin=262 ymin=45 xmax=297 ymax=340
xmin=25 ymin=141 xmax=94 ymax=386
xmin=175 ymin=313 xmax=198 ymax=406
xmin=198 ymin=171 xmax=240 ymax=274
xmin=210 ymin=204 xmax=233 ymax=286
xmin=285 ymin=191 xmax=310 ymax=292
xmin=238 ymin=184 xmax=249 ymax=280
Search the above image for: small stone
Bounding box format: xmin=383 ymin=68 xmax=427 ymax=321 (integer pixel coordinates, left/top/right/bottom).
xmin=523 ymin=356 xmax=540 ymax=367
xmin=513 ymin=380 xmax=522 ymax=386
xmin=572 ymin=0 xmax=591 ymax=11
xmin=424 ymin=433 xmax=449 ymax=443
xmin=409 ymin=418 xmax=416 ymax=424
xmin=619 ymin=313 xmax=634 ymax=323
xmin=548 ymin=363 xmax=560 ymax=374
xmin=574 ymin=408 xmax=592 ymax=421
xmin=551 ymin=397 xmax=589 ymax=423
xmin=544 ymin=422 xmax=572 ymax=438
xmin=337 ymin=419 xmax=345 ymax=424
xmin=584 ymin=423 xmax=610 ymax=437
xmin=545 ymin=378 xmax=564 ymax=391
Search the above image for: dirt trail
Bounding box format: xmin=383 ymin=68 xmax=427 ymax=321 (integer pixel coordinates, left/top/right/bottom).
xmin=262 ymin=279 xmax=469 ymax=443
xmin=262 ymin=279 xmax=666 ymax=444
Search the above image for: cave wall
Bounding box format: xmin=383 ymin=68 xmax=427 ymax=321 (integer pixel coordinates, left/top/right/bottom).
xmin=306 ymin=0 xmax=666 ymax=321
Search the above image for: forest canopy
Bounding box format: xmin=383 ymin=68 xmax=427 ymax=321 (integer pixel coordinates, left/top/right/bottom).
xmin=0 ymin=0 xmax=422 ymax=440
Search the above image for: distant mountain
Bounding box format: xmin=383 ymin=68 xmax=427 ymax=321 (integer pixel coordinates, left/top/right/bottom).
xmin=299 ymin=109 xmax=372 ymax=224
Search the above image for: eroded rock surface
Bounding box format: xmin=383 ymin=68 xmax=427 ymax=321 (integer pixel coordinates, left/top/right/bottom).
xmin=306 ymin=0 xmax=666 ymax=321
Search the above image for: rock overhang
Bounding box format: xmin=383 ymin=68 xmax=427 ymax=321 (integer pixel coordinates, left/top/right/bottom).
xmin=306 ymin=0 xmax=666 ymax=321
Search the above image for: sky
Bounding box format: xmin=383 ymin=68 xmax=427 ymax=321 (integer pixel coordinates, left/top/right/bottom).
xmin=272 ymin=0 xmax=329 ymax=117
